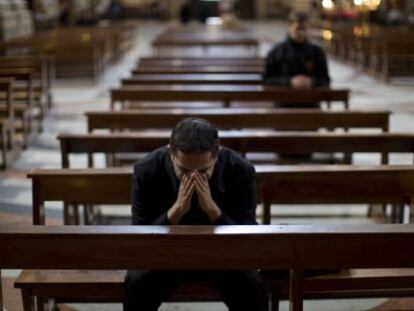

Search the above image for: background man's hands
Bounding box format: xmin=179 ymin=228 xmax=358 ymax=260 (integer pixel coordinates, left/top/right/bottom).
xmin=291 ymin=75 xmax=312 ymax=89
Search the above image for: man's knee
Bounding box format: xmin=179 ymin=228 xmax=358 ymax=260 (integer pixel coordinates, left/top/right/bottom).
xmin=210 ymin=271 xmax=269 ymax=310
xmin=124 ymin=270 xmax=180 ymax=311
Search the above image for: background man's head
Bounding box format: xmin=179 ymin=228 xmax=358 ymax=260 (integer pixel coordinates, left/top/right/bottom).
xmin=169 ymin=118 xmax=219 ymax=180
xmin=287 ymin=11 xmax=309 ymax=43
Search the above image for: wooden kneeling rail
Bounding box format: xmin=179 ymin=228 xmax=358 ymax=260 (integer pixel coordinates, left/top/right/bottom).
xmin=4 ymin=225 xmax=414 ymax=311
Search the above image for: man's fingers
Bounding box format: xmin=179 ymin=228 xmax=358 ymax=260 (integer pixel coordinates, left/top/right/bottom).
xmin=194 ymin=171 xmax=208 ymax=186
xmin=194 ymin=176 xmax=207 ymax=195
xmin=184 ymin=182 xmax=195 ymax=199
xmin=184 ymin=178 xmax=196 ymax=195
xmin=180 ymin=174 xmax=188 ymax=189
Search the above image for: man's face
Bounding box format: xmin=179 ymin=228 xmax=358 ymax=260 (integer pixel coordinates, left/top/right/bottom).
xmin=288 ymin=21 xmax=308 ymax=43
xmin=171 ymin=150 xmax=216 ymax=181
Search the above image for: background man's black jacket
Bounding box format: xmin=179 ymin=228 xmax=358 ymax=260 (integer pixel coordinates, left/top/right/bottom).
xmin=131 ymin=146 xmax=257 ymax=226
xmin=263 ymin=37 xmax=330 ymax=87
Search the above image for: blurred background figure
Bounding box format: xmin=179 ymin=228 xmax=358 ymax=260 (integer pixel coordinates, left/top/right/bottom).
xmin=263 ymin=10 xmax=330 ymax=109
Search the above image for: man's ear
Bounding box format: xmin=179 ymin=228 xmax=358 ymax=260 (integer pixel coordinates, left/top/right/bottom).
xmin=168 ymin=145 xmax=175 ymax=159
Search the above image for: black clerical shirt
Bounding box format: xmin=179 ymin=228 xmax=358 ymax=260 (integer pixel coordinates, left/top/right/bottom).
xmin=263 ymin=36 xmax=330 ymax=87
xmin=131 ymin=146 xmax=257 ymax=226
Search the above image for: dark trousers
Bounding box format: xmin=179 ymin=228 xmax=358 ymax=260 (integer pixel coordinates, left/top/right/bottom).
xmin=123 ymin=270 xmax=269 ymax=311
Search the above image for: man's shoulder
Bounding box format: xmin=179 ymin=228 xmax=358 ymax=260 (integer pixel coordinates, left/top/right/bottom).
xmin=133 ymin=146 xmax=169 ymax=177
xmin=306 ymin=41 xmax=326 ymax=54
xmin=268 ymin=41 xmax=288 ymax=54
xmin=219 ymin=146 xmax=255 ymax=174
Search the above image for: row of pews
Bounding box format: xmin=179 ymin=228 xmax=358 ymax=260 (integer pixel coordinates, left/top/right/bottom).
xmin=313 ymin=21 xmax=414 ymax=81
xmin=0 ymin=21 xmax=137 ymax=169
xmin=0 ymin=21 xmax=137 ymax=81
xmin=2 ymin=23 xmax=414 ymax=311
xmin=0 ymin=54 xmax=53 ymax=169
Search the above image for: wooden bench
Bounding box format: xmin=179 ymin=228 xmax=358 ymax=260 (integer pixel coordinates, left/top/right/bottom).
xmin=83 ymin=107 xmax=390 ymax=167
xmin=28 ymin=165 xmax=414 ymax=225
xmin=132 ymin=65 xmax=263 ymax=75
xmin=375 ymin=38 xmax=414 ymax=81
xmin=138 ymin=56 xmax=264 ymax=67
xmin=0 ymin=78 xmax=15 ymax=169
xmin=17 ymin=166 xmax=414 ymax=311
xmin=0 ymin=69 xmax=34 ymax=147
xmin=9 ymin=217 xmax=414 ymax=310
xmin=0 ymin=22 xmax=135 ymax=81
xmin=86 ymin=109 xmax=389 ymax=132
xmin=152 ymin=33 xmax=259 ymax=56
xmin=313 ymin=22 xmax=414 ymax=81
xmin=0 ymin=55 xmax=55 ymax=109
xmin=57 ymin=132 xmax=414 ymax=169
xmin=111 ymin=86 xmax=350 ymax=109
xmin=0 ymin=56 xmax=52 ymax=114
xmin=122 ymin=73 xmax=263 ymax=85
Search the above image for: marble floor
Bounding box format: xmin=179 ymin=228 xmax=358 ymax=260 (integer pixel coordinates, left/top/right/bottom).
xmin=1 ymin=20 xmax=414 ymax=311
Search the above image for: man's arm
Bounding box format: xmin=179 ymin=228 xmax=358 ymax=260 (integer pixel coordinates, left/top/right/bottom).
xmin=131 ymin=167 xmax=170 ymax=225
xmin=311 ymin=48 xmax=330 ymax=87
xmin=263 ymin=46 xmax=292 ymax=87
xmin=214 ymin=165 xmax=258 ymax=225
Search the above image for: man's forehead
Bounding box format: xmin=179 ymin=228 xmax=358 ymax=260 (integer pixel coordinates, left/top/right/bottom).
xmin=174 ymin=151 xmax=215 ymax=169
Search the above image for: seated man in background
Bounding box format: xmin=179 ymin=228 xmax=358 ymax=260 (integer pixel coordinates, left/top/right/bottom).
xmin=263 ymin=10 xmax=331 ymax=108
xmin=124 ymin=118 xmax=268 ymax=311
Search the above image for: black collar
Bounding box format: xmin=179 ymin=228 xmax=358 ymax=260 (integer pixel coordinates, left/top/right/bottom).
xmin=286 ymin=35 xmax=307 ymax=48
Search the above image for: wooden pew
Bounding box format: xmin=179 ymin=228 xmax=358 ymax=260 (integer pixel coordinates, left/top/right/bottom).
xmin=132 ymin=65 xmax=263 ymax=75
xmin=0 ymin=56 xmax=52 ymax=114
xmin=138 ymin=57 xmax=264 ymax=67
xmin=0 ymin=69 xmax=34 ymax=147
xmin=29 ymin=165 xmax=414 ymax=225
xmin=152 ymin=33 xmax=259 ymax=56
xmin=122 ymin=73 xmax=263 ymax=85
xmin=4 ymin=225 xmax=414 ymax=311
xmin=111 ymin=86 xmax=350 ymax=109
xmin=86 ymin=109 xmax=389 ymax=132
xmin=0 ymin=78 xmax=15 ymax=169
xmin=376 ymin=37 xmax=414 ymax=81
xmin=0 ymin=22 xmax=135 ymax=81
xmin=57 ymin=132 xmax=414 ymax=169
xmin=83 ymin=107 xmax=390 ymax=169
xmin=15 ymin=168 xmax=414 ymax=310
xmin=313 ymin=22 xmax=414 ymax=81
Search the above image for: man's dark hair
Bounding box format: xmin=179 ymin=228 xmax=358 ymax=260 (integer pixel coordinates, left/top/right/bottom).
xmin=288 ymin=10 xmax=309 ymax=24
xmin=170 ymin=118 xmax=219 ymax=155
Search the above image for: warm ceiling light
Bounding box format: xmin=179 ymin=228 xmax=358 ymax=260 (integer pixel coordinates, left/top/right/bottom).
xmin=322 ymin=0 xmax=335 ymax=9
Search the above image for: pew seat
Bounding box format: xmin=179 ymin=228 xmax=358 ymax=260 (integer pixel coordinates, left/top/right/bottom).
xmin=15 ymin=268 xmax=414 ymax=310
